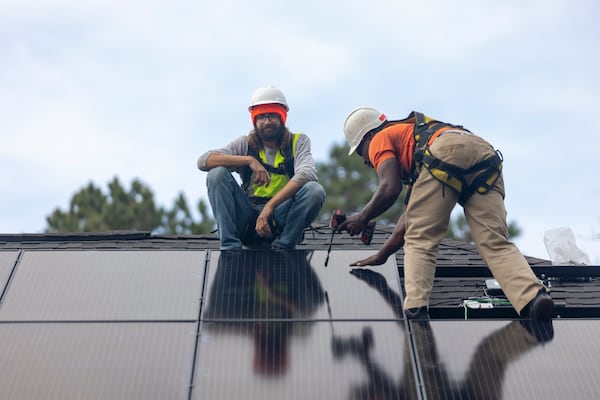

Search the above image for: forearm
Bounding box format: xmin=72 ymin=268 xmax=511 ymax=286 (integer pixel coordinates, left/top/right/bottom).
xmin=360 ymin=182 xmax=400 ymax=222
xmin=378 ymin=227 xmax=405 ymax=258
xmin=197 ymin=136 xmax=249 ymax=171
xmin=378 ymin=212 xmax=406 ymax=257
xmin=357 ymin=158 xmax=403 ymax=223
xmin=255 ymin=180 xmax=301 ymax=237
xmin=205 ymin=153 xmax=254 ymax=169
xmin=263 ymin=180 xmax=301 ymax=212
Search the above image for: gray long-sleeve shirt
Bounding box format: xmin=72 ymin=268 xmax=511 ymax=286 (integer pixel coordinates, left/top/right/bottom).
xmin=197 ymin=133 xmax=318 ymax=187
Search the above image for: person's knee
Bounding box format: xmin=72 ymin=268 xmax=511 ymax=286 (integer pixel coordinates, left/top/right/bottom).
xmin=302 ymin=182 xmax=326 ymax=207
xmin=206 ymin=166 xmax=231 ymax=188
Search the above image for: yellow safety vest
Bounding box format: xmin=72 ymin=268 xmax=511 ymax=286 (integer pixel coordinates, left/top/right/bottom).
xmin=243 ymin=133 xmax=300 ymax=201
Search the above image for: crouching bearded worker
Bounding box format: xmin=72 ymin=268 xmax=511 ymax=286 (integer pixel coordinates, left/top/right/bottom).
xmin=197 ymin=86 xmax=325 ymax=250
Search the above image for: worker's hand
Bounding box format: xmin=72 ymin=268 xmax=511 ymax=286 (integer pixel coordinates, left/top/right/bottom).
xmin=255 ymin=206 xmax=273 ymax=237
xmin=338 ymin=212 xmax=368 ymax=235
xmin=248 ymin=158 xmax=271 ymax=187
xmin=349 ymin=252 xmax=389 ymax=267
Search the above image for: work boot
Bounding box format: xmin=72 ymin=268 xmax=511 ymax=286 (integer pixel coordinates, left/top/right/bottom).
xmin=519 ymin=320 xmax=554 ymax=344
xmin=404 ymin=306 xmax=430 ymax=320
xmin=521 ymin=289 xmax=554 ymax=321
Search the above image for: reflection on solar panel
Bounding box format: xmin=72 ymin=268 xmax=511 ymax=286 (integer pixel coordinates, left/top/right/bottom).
xmin=194 ymin=321 xmax=410 ymax=400
xmin=415 ymin=320 xmax=600 ymax=399
xmin=202 ymin=250 xmax=402 ymax=321
xmin=195 ymin=250 xmax=407 ymax=398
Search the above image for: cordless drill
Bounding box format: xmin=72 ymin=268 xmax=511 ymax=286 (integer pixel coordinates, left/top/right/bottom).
xmin=324 ymin=209 xmax=375 ymax=266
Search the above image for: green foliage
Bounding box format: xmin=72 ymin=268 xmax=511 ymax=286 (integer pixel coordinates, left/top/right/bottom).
xmin=316 ymin=142 xmax=405 ymax=225
xmin=159 ymin=192 xmax=216 ymax=235
xmin=46 ymin=177 xmax=215 ymax=234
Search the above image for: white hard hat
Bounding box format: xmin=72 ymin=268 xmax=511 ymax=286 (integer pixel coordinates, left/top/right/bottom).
xmin=343 ymin=106 xmax=387 ymax=155
xmin=249 ymin=86 xmax=289 ymax=111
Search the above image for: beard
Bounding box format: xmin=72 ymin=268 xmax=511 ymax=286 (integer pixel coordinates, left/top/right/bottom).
xmin=256 ymin=123 xmax=286 ymax=143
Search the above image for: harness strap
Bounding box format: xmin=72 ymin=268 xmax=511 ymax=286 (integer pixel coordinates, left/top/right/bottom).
xmin=406 ymin=112 xmax=467 ymax=185
xmin=404 ymin=111 xmax=503 ymax=206
xmin=282 ymin=141 xmax=295 ymax=178
xmin=241 ymin=135 xmax=296 ymax=195
xmin=403 ymin=112 xmax=465 ymax=205
xmin=422 ymin=149 xmax=503 ymax=206
xmin=469 ymin=150 xmax=503 ymax=195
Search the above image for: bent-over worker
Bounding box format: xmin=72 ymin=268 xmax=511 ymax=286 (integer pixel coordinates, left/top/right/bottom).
xmin=338 ymin=107 xmax=554 ymax=320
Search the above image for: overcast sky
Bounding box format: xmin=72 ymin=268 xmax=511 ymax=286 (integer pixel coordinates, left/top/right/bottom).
xmin=1 ymin=0 xmax=598 ymax=263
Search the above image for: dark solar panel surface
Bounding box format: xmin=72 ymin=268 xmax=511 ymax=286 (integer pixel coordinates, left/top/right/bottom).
xmin=0 ymin=322 xmax=196 ymax=400
xmin=0 ymin=250 xmax=206 ymax=321
xmin=0 ymin=248 xmax=599 ymax=399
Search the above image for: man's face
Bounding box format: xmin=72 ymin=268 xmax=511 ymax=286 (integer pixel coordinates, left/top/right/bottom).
xmin=356 ymin=135 xmax=374 ymax=168
xmin=255 ymin=113 xmax=284 ymax=142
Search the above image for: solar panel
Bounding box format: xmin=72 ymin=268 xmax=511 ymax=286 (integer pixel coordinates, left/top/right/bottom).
xmin=202 ymin=250 xmax=403 ymax=321
xmin=193 ymin=250 xmax=410 ymax=399
xmin=0 ymin=250 xmax=206 ymax=321
xmin=412 ymin=319 xmax=600 ymax=399
xmin=193 ymin=321 xmax=410 ymax=400
xmin=0 ymin=322 xmax=196 ymax=399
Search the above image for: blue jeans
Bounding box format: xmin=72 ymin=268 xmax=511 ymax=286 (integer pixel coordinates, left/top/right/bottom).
xmin=206 ymin=166 xmax=325 ymax=250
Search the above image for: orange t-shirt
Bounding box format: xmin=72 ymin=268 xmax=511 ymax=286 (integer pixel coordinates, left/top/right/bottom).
xmin=369 ymin=122 xmax=452 ymax=178
xmin=368 ymin=123 xmax=414 ymax=177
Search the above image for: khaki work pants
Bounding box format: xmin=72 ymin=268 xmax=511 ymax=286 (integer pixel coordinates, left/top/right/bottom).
xmin=403 ymin=132 xmax=543 ymax=314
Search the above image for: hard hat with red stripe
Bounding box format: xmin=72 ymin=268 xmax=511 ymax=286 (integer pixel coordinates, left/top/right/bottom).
xmin=343 ymin=106 xmax=387 ymax=155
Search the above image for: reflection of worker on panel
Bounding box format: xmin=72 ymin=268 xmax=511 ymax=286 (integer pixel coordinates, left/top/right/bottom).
xmin=331 ymin=268 xmax=554 ymax=399
xmin=204 ymin=250 xmax=325 ymax=376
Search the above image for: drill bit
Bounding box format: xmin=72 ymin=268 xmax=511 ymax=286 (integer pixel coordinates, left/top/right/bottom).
xmin=324 ymin=209 xmax=344 ymax=267
xmin=324 ymin=227 xmax=335 ymax=267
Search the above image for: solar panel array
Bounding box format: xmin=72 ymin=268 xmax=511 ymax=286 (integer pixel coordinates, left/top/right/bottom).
xmin=0 ymin=249 xmax=599 ymax=399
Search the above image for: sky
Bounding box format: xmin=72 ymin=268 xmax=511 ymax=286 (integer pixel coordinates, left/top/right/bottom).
xmin=1 ymin=0 xmax=599 ymax=263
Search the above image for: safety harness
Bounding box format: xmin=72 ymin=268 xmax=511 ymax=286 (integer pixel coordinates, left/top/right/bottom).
xmin=239 ymin=133 xmax=299 ymax=246
xmin=403 ymin=112 xmax=503 ymax=206
xmin=241 ymin=133 xmax=298 ymax=203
